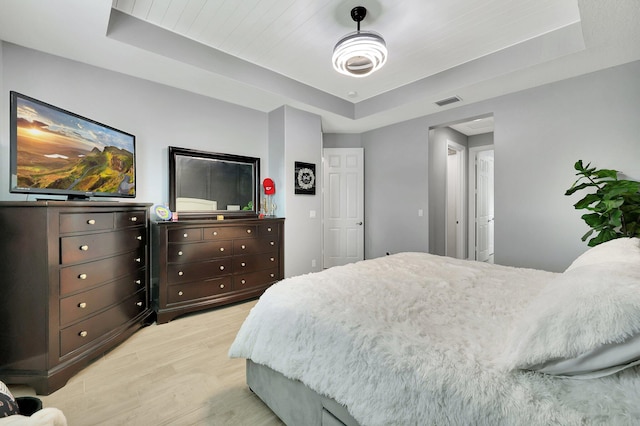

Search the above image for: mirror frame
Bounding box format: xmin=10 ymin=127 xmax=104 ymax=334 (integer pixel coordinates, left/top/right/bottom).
xmin=168 ymin=146 xmax=260 ymax=219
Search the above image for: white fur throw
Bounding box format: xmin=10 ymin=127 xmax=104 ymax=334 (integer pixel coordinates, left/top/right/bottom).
xmin=503 ymin=261 xmax=640 ymax=375
xmin=0 ymin=408 xmax=67 ymax=426
xmin=229 ymin=252 xmax=640 ymax=425
xmin=566 ymin=237 xmax=640 ymax=271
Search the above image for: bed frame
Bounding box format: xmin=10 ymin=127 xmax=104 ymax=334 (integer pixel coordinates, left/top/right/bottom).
xmin=246 ymin=360 xmax=361 ymax=426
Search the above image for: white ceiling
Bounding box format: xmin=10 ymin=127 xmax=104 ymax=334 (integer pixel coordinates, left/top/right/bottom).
xmin=0 ymin=0 xmax=638 ymax=133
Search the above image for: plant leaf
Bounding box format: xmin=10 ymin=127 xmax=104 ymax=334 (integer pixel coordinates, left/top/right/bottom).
xmin=588 ymin=229 xmax=618 ymax=247
xmin=574 ymin=193 xmax=601 ymax=209
xmin=594 ymin=169 xmax=619 ymax=180
xmin=581 ymin=228 xmax=594 ymax=242
xmin=565 ymin=182 xmax=597 ymax=196
xmin=602 ymin=198 xmax=625 ymax=210
xmin=608 ymin=209 xmax=622 ymax=227
xmin=581 ymin=213 xmax=605 ymax=228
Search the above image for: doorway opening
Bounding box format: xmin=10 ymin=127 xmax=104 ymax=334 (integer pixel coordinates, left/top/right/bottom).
xmin=429 ymin=114 xmax=494 ymax=260
xmin=446 ymin=141 xmax=466 ymax=259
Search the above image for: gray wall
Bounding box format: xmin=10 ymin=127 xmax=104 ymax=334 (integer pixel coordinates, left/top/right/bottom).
xmin=361 ymin=60 xmax=640 ymax=272
xmin=0 ymin=43 xmax=267 ymax=206
xmin=323 ymin=133 xmax=362 ymax=148
xmin=360 ymin=119 xmax=430 ymax=259
xmin=269 ymin=106 xmax=323 ymax=277
xmin=469 ymin=132 xmax=494 ymax=148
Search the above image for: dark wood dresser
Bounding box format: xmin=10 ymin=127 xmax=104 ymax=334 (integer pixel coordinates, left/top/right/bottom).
xmin=152 ymin=218 xmax=284 ymax=323
xmin=0 ymin=201 xmax=153 ymax=395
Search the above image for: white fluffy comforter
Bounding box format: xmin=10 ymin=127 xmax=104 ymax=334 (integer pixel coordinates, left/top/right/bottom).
xmin=229 ymin=252 xmax=640 ymax=425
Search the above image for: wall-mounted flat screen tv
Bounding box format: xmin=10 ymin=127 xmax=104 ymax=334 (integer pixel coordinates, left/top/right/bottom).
xmin=9 ymin=91 xmax=136 ymax=200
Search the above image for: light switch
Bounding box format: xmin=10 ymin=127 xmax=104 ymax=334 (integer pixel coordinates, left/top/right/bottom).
xmin=309 ymin=210 xmax=316 ymax=218
xmin=418 ymin=209 xmax=424 ymax=217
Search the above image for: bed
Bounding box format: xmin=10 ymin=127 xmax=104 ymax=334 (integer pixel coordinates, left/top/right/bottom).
xmin=229 ymin=238 xmax=640 ymax=425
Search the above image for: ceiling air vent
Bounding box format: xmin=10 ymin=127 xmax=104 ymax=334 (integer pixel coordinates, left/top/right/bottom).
xmin=435 ymin=96 xmax=462 ymax=107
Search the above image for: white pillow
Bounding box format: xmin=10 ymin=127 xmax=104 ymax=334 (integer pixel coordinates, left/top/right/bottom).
xmin=566 ymin=237 xmax=640 ymax=271
xmin=503 ymin=261 xmax=640 ymax=378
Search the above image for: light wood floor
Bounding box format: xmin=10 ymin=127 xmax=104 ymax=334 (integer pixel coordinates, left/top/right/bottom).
xmin=9 ymin=300 xmax=284 ymax=425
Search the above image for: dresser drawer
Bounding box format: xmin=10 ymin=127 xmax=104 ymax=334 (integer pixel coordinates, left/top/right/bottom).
xmin=167 ymin=276 xmax=232 ymax=304
xmin=167 ymin=240 xmax=233 ymax=263
xmin=234 ymin=237 xmax=278 ymax=255
xmin=60 ymin=273 xmax=145 ymax=327
xmin=234 ymin=268 xmax=280 ymax=290
xmin=60 ymin=249 xmax=145 ymax=295
xmin=203 ymin=225 xmax=257 ymax=240
xmin=115 ymin=210 xmax=146 ymax=228
xmin=59 ymin=212 xmax=114 ymax=234
xmin=233 ymin=253 xmax=279 ymax=273
xmin=59 ymin=291 xmax=146 ymax=357
xmin=168 ymin=228 xmax=202 ymax=242
xmin=167 ymin=258 xmax=232 ymax=284
xmin=60 ymin=228 xmax=145 ymax=264
xmin=258 ymin=223 xmax=280 ymax=238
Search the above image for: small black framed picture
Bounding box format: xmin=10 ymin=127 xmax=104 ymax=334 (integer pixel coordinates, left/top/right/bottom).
xmin=294 ymin=161 xmax=316 ymax=195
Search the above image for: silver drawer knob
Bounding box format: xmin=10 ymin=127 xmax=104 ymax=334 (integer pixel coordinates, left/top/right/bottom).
xmin=78 ymin=302 xmax=87 ymax=309
xmin=137 ymin=235 xmax=142 ymax=241
xmin=135 ymin=279 xmax=142 ymax=285
xmin=178 ymin=251 xmax=183 ymax=256
xmin=220 ymin=284 xmax=225 ymax=289
xmin=80 ymin=245 xmax=89 ymax=251
xmin=246 ymin=229 xmax=252 ymax=234
xmin=270 ymin=257 xmax=275 ymax=262
xmin=220 ymin=247 xmax=224 ymax=252
xmin=87 ymin=219 xmax=96 ymax=225
xmin=178 ymin=291 xmax=183 ymax=296
xmin=136 ymin=301 xmax=143 ymax=307
xmin=79 ymin=331 xmax=88 ymax=337
xmin=241 ymin=279 xmax=246 ymax=284
xmin=78 ymin=273 xmax=87 ymax=280
xmin=241 ymin=245 xmax=246 ymax=250
xmin=241 ymin=262 xmax=246 ymax=267
xmin=135 ymin=257 xmax=141 ymax=263
xmin=213 ymin=231 xmax=218 ymax=236
xmin=270 ymin=273 xmax=275 ymax=278
xmin=183 ymin=233 xmax=188 ymax=238
xmin=130 ymin=217 xmax=138 ymax=222
xmin=267 ymin=227 xmax=272 ymax=232
xmin=270 ymin=241 xmax=275 ymax=246
xmin=219 ymin=266 xmax=225 ymax=271
xmin=178 ymin=271 xmax=184 ymax=276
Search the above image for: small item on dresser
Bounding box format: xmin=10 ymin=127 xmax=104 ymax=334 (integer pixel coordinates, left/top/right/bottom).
xmin=262 ymin=178 xmax=277 ymax=217
xmin=152 ymin=204 xmax=172 ymax=221
xmin=263 ymin=178 xmax=275 ymax=195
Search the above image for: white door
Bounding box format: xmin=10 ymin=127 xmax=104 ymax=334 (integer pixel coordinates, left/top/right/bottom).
xmin=476 ymin=150 xmax=494 ymax=262
xmin=322 ymin=148 xmax=364 ymax=268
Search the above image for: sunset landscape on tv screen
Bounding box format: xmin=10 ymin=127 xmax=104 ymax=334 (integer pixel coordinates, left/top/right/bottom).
xmin=13 ymin=95 xmax=135 ymax=196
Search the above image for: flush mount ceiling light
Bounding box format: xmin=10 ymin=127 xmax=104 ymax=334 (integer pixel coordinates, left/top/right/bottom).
xmin=332 ymin=6 xmax=387 ymax=77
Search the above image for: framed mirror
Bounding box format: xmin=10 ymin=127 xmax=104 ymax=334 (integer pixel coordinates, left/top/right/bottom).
xmin=169 ymin=146 xmax=260 ymax=219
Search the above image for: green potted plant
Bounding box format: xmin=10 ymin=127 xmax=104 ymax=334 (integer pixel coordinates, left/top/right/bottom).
xmin=565 ymin=160 xmax=640 ymax=246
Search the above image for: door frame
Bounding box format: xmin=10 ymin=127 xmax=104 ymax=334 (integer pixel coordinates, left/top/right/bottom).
xmin=445 ymin=140 xmax=466 ymax=259
xmin=467 ymin=145 xmax=495 ymax=261
xmin=322 ymin=147 xmax=364 ymax=268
